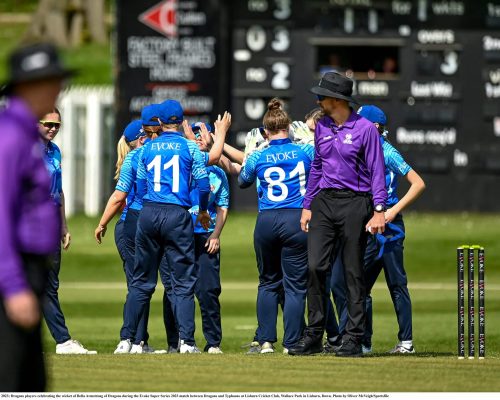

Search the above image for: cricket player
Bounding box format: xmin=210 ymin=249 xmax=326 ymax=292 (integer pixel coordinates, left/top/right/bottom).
xmin=238 ymin=98 xmax=313 ymax=354
xmin=119 ymin=99 xmax=211 ymax=353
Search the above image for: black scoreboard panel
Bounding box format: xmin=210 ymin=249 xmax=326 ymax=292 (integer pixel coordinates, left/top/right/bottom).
xmin=227 ymin=0 xmax=500 ymax=211
xmin=116 ymin=0 xmax=500 ymax=211
xmin=115 ymin=0 xmax=226 ymax=136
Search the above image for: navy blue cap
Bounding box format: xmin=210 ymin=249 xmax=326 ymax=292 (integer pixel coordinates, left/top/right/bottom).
xmin=158 ymin=99 xmax=183 ymax=124
xmin=375 ymin=222 xmax=405 ymax=260
xmin=357 ymin=105 xmax=387 ymax=125
xmin=141 ymin=104 xmax=160 ymax=126
xmin=123 ymin=120 xmax=145 ymax=142
xmin=191 ymin=122 xmax=213 ymax=135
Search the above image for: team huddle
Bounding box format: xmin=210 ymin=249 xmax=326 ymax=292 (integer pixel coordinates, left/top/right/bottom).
xmin=88 ymin=72 xmax=424 ymax=357
xmin=3 ymin=42 xmax=431 ymax=393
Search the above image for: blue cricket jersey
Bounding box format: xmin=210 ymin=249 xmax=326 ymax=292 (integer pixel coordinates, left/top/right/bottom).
xmin=137 ymin=131 xmax=210 ymax=209
xmin=381 ymin=137 xmax=412 ymax=207
xmin=116 ymin=147 xmax=144 ymax=221
xmin=239 ymin=138 xmax=314 ymax=210
xmin=189 ymin=166 xmax=229 ymax=234
xmin=43 ymin=141 xmax=62 ymax=206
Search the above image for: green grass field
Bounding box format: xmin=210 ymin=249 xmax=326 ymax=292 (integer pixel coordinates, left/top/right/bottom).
xmin=44 ymin=213 xmax=500 ymax=392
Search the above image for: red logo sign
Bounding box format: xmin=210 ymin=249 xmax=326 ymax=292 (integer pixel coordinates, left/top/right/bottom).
xmin=139 ymin=0 xmax=178 ymax=38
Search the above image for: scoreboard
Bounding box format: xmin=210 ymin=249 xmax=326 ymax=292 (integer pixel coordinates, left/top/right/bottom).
xmin=116 ymin=0 xmax=500 ymax=211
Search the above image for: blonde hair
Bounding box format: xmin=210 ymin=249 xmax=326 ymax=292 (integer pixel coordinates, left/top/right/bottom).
xmin=263 ymin=98 xmax=291 ymax=132
xmin=304 ymin=107 xmax=323 ymax=124
xmin=114 ymin=136 xmax=133 ymax=180
xmin=160 ymin=122 xmax=180 ymax=132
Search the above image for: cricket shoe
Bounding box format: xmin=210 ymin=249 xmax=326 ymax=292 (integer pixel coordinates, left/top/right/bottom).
xmin=323 ymin=335 xmax=342 ymax=354
xmin=283 ymin=348 xmax=289 ymax=355
xmin=361 ymin=339 xmax=372 ymax=355
xmin=114 ymin=339 xmax=132 ymax=354
xmin=207 ymin=346 xmax=224 ymax=354
xmin=243 ymin=341 xmax=261 ymax=355
xmin=167 ymin=345 xmax=179 ymax=354
xmin=335 ymin=337 xmax=363 ymax=357
xmin=146 ymin=344 xmax=168 ymax=354
xmin=260 ymin=342 xmax=275 ymax=354
xmin=56 ymin=339 xmax=97 ymax=355
xmin=388 ymin=342 xmax=415 ymax=354
xmin=179 ymin=340 xmax=201 ymax=354
xmin=362 ymin=344 xmax=373 ymax=355
xmin=288 ymin=330 xmax=322 ymax=356
xmin=130 ymin=341 xmax=164 ymax=354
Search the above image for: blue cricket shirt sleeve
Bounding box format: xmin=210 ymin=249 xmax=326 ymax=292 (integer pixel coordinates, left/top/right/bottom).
xmin=52 ymin=142 xmax=62 ymax=164
xmin=188 ymin=141 xmax=210 ymax=211
xmin=115 ymin=150 xmax=136 ymax=193
xmin=384 ymin=141 xmax=412 ymax=176
xmin=52 ymin=142 xmax=63 ymax=196
xmin=303 ymin=133 xmax=323 ymax=209
xmin=299 ymin=143 xmax=315 ymax=163
xmin=203 ymin=151 xmax=210 ymax=166
xmin=214 ymin=167 xmax=230 ymax=208
xmin=238 ymin=150 xmax=260 ymax=188
xmin=135 ymin=146 xmax=148 ymax=200
xmin=56 ymin=160 xmax=63 ymax=196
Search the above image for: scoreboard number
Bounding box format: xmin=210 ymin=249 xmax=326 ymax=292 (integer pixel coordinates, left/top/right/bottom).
xmin=271 ymin=26 xmax=290 ymax=52
xmin=246 ymin=25 xmax=267 ymax=52
xmin=271 ymin=62 xmax=290 ymax=89
xmin=244 ymin=98 xmax=267 ymax=120
xmin=441 ymin=51 xmax=459 ymax=76
xmin=273 ymin=0 xmax=291 ymax=20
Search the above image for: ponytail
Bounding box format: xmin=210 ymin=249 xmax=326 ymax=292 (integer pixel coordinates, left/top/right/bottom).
xmin=114 ymin=136 xmax=132 ymax=180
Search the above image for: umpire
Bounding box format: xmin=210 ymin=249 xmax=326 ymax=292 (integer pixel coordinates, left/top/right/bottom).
xmin=289 ymin=72 xmax=387 ymax=357
xmin=0 ymin=43 xmax=70 ymax=390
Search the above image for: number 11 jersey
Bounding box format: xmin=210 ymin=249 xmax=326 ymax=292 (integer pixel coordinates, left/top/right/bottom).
xmin=137 ymin=131 xmax=208 ymax=207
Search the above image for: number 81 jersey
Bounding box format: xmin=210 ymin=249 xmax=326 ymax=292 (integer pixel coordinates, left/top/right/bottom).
xmin=239 ymin=138 xmax=314 ymax=210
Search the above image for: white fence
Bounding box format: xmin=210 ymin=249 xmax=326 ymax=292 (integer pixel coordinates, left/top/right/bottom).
xmin=54 ymin=86 xmax=115 ymax=217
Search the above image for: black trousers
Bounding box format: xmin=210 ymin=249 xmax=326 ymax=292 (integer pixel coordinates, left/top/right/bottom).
xmin=0 ymin=254 xmax=49 ymax=392
xmin=307 ymin=189 xmax=372 ymax=341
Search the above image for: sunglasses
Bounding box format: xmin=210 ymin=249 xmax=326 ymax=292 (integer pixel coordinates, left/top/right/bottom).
xmin=316 ymin=95 xmax=326 ymax=101
xmin=40 ymin=121 xmax=61 ymax=129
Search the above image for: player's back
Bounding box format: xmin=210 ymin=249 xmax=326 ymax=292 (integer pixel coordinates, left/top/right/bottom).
xmin=250 ymin=139 xmax=314 ymax=210
xmin=139 ymin=131 xmax=205 ymax=207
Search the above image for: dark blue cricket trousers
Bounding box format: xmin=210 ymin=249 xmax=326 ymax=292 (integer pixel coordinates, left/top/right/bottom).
xmin=253 ymin=208 xmax=307 ymax=348
xmin=123 ymin=202 xmax=197 ymax=345
xmin=117 ymin=210 xmax=150 ymax=344
xmin=159 ymin=256 xmax=179 ymax=348
xmin=194 ymin=232 xmax=222 ymax=349
xmin=329 ymin=213 xmax=412 ymax=343
xmin=42 ymin=245 xmax=71 ymax=344
xmin=160 ymin=232 xmax=223 ymax=350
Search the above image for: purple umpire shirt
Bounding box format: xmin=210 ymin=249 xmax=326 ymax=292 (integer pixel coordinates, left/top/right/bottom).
xmin=0 ymin=97 xmax=60 ymax=299
xmin=303 ymin=111 xmax=387 ymax=209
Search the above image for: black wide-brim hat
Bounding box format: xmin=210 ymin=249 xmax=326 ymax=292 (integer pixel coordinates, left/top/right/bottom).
xmin=0 ymin=42 xmax=76 ymax=95
xmin=310 ymin=71 xmax=358 ymax=104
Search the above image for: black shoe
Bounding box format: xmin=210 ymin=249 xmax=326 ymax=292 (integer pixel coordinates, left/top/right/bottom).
xmin=288 ymin=332 xmax=322 ymax=356
xmin=323 ymin=335 xmax=342 ymax=354
xmin=335 ymin=336 xmax=363 ymax=357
